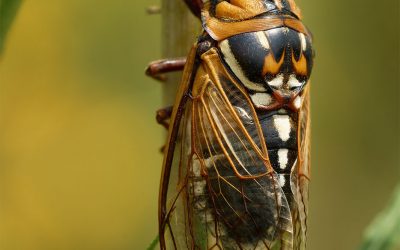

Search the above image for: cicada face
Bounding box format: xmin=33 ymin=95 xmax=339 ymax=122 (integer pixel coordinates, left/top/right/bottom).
xmin=158 ymin=1 xmax=313 ymax=249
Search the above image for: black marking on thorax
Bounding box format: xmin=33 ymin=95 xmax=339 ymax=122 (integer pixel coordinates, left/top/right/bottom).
xmin=218 ymin=27 xmax=311 ymax=93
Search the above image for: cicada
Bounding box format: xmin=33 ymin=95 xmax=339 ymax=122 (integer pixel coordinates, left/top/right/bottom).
xmin=146 ymin=0 xmax=314 ymax=249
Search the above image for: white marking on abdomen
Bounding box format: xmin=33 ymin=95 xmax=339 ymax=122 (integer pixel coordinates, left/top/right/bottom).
xmin=279 ymin=175 xmax=286 ymax=187
xmin=219 ymin=40 xmax=267 ymax=92
xmin=273 ymin=115 xmax=291 ymax=142
xmin=278 ymin=149 xmax=289 ymax=170
xmin=287 ymin=74 xmax=303 ymax=88
xmin=267 ymin=74 xmax=284 ymax=88
xmin=193 ymin=180 xmax=206 ymax=196
xmin=192 ymin=159 xmax=202 ymax=176
xmin=250 ymin=93 xmax=272 ymax=107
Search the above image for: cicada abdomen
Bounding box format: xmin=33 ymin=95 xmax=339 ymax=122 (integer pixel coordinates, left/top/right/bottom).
xmin=149 ymin=0 xmax=314 ymax=249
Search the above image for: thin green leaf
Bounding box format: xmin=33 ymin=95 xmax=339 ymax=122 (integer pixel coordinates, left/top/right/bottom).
xmin=147 ymin=235 xmax=159 ymax=250
xmin=0 ymin=0 xmax=22 ymax=54
xmin=359 ymin=184 xmax=400 ymax=250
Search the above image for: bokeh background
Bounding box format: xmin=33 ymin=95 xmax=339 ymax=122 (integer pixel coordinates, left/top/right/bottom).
xmin=0 ymin=0 xmax=398 ymax=250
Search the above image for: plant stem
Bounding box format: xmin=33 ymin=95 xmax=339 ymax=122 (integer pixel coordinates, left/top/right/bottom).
xmin=149 ymin=2 xmax=199 ymax=248
xmin=161 ymin=0 xmax=200 ymax=106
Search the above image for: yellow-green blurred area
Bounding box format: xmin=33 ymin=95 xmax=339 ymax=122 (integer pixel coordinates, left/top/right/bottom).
xmin=0 ymin=0 xmax=163 ymax=249
xmin=0 ymin=0 xmax=398 ymax=250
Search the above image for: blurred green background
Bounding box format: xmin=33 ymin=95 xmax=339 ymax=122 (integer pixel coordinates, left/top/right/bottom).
xmin=0 ymin=0 xmax=398 ymax=250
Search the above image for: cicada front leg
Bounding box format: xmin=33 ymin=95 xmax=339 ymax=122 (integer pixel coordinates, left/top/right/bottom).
xmin=156 ymin=106 xmax=173 ymax=129
xmin=146 ymin=58 xmax=185 ymax=131
xmin=155 ymin=106 xmax=173 ymax=153
xmin=145 ymin=57 xmax=186 ymax=82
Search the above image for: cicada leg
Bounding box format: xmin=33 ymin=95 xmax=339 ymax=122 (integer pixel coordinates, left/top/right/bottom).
xmin=146 ymin=58 xmax=184 ymax=135
xmin=146 ymin=58 xmax=184 ymax=140
xmin=156 ymin=106 xmax=173 ymax=153
xmin=156 ymin=106 xmax=173 ymax=129
xmin=145 ymin=58 xmax=186 ymax=82
xmin=146 ymin=58 xmax=185 ymax=152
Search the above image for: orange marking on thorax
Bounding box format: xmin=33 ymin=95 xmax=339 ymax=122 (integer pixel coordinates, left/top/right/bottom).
xmin=263 ymin=50 xmax=285 ymax=75
xmin=292 ymin=52 xmax=307 ymax=76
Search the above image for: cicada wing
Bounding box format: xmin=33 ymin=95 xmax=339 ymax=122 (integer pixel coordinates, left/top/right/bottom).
xmin=160 ymin=46 xmax=295 ymax=249
xmin=158 ymin=45 xmax=198 ymax=249
xmin=163 ymin=100 xmax=196 ymax=249
xmin=290 ymin=84 xmax=311 ymax=250
xmin=189 ymin=49 xmax=293 ymax=249
xmin=298 ymin=84 xmax=311 ymax=179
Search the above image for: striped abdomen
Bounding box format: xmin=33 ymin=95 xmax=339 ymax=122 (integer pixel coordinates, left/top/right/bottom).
xmin=258 ymin=110 xmax=298 ymax=199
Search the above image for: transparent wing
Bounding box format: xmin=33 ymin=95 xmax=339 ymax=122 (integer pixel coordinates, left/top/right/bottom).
xmin=160 ymin=47 xmax=294 ymax=249
xmin=158 ymin=45 xmax=198 ymax=249
xmin=193 ymin=76 xmax=293 ymax=249
xmin=290 ymin=84 xmax=311 ymax=250
xmin=162 ymin=99 xmax=194 ymax=249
